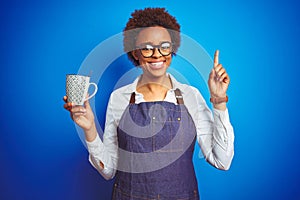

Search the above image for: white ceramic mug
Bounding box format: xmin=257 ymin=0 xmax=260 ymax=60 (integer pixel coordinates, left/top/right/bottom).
xmin=66 ymin=74 xmax=98 ymax=105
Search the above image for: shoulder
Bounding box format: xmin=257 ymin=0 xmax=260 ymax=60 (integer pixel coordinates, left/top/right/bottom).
xmin=174 ymin=81 xmax=204 ymax=101
xmin=111 ymin=84 xmax=132 ymax=96
xmin=171 ymin=78 xmax=206 ymax=106
xmin=174 ymin=82 xmax=210 ymax=119
xmin=105 ymin=84 xmax=133 ymax=120
xmin=169 ymin=74 xmax=201 ymax=96
xmin=110 ymin=76 xmax=138 ymax=98
xmin=108 ymin=82 xmax=135 ymax=107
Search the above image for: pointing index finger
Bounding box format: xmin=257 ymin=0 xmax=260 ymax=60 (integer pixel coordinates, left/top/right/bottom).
xmin=214 ymin=50 xmax=219 ymax=68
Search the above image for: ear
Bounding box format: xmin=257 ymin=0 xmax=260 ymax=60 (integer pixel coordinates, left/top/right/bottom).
xmin=131 ymin=50 xmax=139 ymax=60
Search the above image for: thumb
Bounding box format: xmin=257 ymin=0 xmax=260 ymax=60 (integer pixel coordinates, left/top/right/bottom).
xmin=84 ymin=93 xmax=92 ymax=108
xmin=84 ymin=99 xmax=91 ymax=109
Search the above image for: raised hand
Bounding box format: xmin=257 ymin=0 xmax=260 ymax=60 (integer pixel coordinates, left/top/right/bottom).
xmin=208 ymin=50 xmax=230 ymax=99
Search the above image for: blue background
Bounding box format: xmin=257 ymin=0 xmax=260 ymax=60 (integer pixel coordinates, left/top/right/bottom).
xmin=1 ymin=0 xmax=299 ymax=199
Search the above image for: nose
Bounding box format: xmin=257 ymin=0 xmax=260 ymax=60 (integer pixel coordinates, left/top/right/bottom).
xmin=152 ymin=48 xmax=162 ymax=58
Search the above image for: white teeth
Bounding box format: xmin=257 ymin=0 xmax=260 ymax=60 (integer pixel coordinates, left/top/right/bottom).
xmin=151 ymin=62 xmax=163 ymax=66
xmin=149 ymin=61 xmax=164 ymax=69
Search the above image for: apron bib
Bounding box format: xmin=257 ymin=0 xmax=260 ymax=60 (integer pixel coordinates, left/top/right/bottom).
xmin=112 ymin=89 xmax=199 ymax=200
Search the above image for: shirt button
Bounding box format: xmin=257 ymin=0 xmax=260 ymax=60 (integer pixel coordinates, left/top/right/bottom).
xmin=177 ymin=117 xmax=181 ymax=121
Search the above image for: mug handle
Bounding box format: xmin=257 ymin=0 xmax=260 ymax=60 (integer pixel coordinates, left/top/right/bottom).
xmin=84 ymin=82 xmax=98 ymax=102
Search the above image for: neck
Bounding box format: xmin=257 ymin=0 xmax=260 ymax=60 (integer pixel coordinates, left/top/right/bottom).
xmin=136 ymin=74 xmax=172 ymax=101
xmin=137 ymin=74 xmax=172 ymax=92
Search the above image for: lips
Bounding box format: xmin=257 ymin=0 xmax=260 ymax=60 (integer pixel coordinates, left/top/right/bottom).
xmin=148 ymin=61 xmax=165 ymax=70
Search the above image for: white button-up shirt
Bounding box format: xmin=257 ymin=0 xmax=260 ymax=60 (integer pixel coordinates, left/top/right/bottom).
xmin=86 ymin=74 xmax=234 ymax=180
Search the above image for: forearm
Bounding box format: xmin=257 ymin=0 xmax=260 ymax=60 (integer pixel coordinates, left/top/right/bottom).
xmin=197 ymin=108 xmax=234 ymax=170
xmin=83 ymin=122 xmax=105 ymax=170
xmin=210 ymin=108 xmax=234 ymax=169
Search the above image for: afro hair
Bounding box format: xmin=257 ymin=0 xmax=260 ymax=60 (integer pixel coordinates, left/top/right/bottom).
xmin=123 ymin=7 xmax=181 ymax=66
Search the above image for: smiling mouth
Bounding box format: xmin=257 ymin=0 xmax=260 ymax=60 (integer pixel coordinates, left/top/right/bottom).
xmin=148 ymin=61 xmax=165 ymax=69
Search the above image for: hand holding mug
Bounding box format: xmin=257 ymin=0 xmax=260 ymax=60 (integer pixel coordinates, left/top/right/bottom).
xmin=64 ymin=74 xmax=98 ymax=131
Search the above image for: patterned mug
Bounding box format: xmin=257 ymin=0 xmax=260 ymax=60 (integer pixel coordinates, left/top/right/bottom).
xmin=66 ymin=74 xmax=98 ymax=105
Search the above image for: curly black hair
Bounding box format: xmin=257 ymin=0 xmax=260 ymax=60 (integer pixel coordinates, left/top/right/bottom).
xmin=123 ymin=7 xmax=181 ymax=66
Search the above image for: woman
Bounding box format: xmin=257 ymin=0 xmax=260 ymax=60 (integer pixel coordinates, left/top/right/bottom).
xmin=64 ymin=7 xmax=234 ymax=200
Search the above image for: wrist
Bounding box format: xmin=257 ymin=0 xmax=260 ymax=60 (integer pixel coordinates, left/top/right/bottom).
xmin=210 ymin=95 xmax=228 ymax=104
xmin=213 ymin=102 xmax=227 ymax=110
xmin=210 ymin=95 xmax=228 ymax=111
xmin=84 ymin=122 xmax=97 ymax=142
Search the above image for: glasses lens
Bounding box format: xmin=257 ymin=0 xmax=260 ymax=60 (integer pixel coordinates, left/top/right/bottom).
xmin=140 ymin=44 xmax=154 ymax=58
xmin=159 ymin=42 xmax=172 ymax=56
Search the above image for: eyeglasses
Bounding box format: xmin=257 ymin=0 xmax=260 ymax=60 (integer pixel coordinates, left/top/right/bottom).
xmin=136 ymin=41 xmax=173 ymax=58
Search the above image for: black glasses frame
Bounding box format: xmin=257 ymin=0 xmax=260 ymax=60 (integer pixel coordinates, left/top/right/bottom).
xmin=136 ymin=41 xmax=173 ymax=58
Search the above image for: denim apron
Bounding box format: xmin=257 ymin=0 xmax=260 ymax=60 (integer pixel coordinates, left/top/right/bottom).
xmin=112 ymin=89 xmax=199 ymax=200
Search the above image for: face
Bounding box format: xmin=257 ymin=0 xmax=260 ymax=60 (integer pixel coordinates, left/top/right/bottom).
xmin=132 ymin=26 xmax=172 ymax=80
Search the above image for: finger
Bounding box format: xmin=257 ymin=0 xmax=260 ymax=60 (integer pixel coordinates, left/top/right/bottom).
xmin=63 ymin=96 xmax=68 ymax=103
xmin=214 ymin=64 xmax=223 ymax=73
xmin=223 ymin=74 xmax=230 ymax=84
xmin=70 ymin=105 xmax=86 ymax=113
xmin=219 ymin=71 xmax=228 ymax=83
xmin=64 ymin=103 xmax=70 ymax=110
xmin=64 ymin=102 xmax=73 ymax=111
xmin=216 ymin=68 xmax=226 ymax=80
xmin=84 ymin=99 xmax=91 ymax=110
xmin=214 ymin=50 xmax=219 ymax=67
xmin=73 ymin=112 xmax=87 ymax=117
xmin=214 ymin=64 xmax=229 ymax=82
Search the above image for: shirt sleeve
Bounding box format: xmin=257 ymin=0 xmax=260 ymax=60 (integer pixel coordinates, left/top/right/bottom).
xmin=86 ymin=93 xmax=119 ymax=180
xmin=186 ymin=87 xmax=234 ymax=170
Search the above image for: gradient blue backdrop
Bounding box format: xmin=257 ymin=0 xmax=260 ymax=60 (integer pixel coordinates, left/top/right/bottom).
xmin=1 ymin=0 xmax=299 ymax=199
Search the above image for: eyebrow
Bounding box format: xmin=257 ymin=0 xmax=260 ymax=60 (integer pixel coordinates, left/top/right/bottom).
xmin=136 ymin=41 xmax=171 ymax=46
